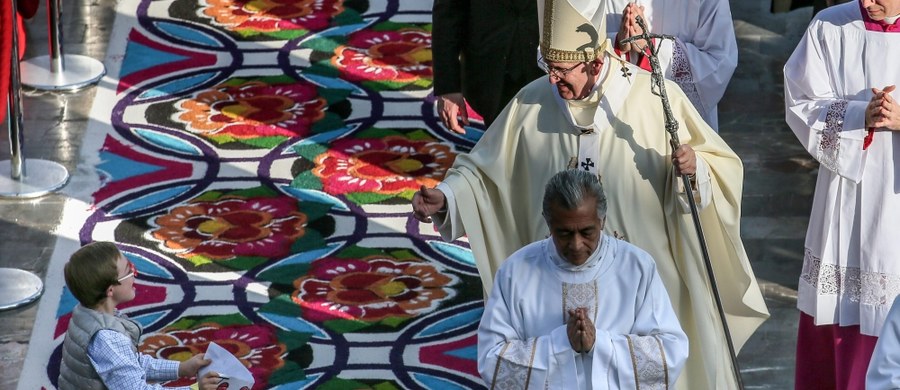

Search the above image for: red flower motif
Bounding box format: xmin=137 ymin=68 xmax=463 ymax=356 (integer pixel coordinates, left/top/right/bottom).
xmin=293 ymin=255 xmax=457 ymax=323
xmin=141 ymin=323 xmax=286 ymax=389
xmin=312 ymin=136 xmax=455 ymax=195
xmin=202 ymin=0 xmax=344 ymax=34
xmin=177 ymin=80 xmax=326 ymax=141
xmin=332 ymin=28 xmax=432 ymax=84
xmin=149 ymin=194 xmax=307 ymax=264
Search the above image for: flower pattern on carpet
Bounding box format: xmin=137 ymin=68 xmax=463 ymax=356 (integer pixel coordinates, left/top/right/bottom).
xmin=293 ymin=252 xmax=457 ymax=324
xmin=175 ymin=77 xmax=331 ymax=148
xmin=198 ymin=0 xmax=349 ymax=39
xmin=24 ymin=0 xmax=487 ymax=388
xmin=333 ymin=24 xmax=432 ymax=88
xmin=293 ymin=128 xmax=459 ymax=205
xmin=139 ymin=314 xmax=309 ymax=389
xmin=145 ymin=186 xmax=335 ymax=269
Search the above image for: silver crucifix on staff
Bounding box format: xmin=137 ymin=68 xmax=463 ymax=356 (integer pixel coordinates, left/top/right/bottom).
xmin=619 ymin=15 xmax=746 ymax=390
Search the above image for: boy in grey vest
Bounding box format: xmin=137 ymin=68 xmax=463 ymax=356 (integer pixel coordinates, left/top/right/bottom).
xmin=58 ymin=241 xmax=222 ymax=390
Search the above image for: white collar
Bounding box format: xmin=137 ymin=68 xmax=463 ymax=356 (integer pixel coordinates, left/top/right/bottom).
xmin=549 ymin=233 xmax=607 ymax=272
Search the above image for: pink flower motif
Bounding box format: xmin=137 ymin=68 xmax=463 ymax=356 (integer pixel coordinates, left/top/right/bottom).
xmin=149 ymin=193 xmax=307 ymax=263
xmin=177 ymin=80 xmax=326 ymax=142
xmin=293 ymin=255 xmax=457 ymax=323
xmin=202 ymin=0 xmax=345 ymax=34
xmin=141 ymin=323 xmax=286 ymax=389
xmin=311 ymin=136 xmax=455 ymax=195
xmin=332 ymin=28 xmax=432 ymax=85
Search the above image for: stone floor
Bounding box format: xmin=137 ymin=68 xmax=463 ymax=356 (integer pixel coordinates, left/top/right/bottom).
xmin=0 ymin=1 xmax=815 ymax=389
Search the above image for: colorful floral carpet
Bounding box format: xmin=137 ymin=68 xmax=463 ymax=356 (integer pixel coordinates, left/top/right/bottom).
xmin=18 ymin=0 xmax=487 ymax=388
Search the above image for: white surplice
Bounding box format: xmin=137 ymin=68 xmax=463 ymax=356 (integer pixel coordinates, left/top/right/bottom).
xmin=867 ymin=295 xmax=900 ymax=389
xmin=478 ymin=235 xmax=688 ymax=389
xmin=599 ymin=0 xmax=737 ymax=130
xmin=784 ymin=2 xmax=900 ymax=336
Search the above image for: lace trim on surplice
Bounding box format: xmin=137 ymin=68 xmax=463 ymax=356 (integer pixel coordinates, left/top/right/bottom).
xmin=626 ymin=334 xmax=669 ymax=390
xmin=490 ymin=338 xmax=539 ymax=390
xmin=562 ymin=281 xmax=599 ymax=323
xmin=817 ymin=100 xmax=847 ymax=173
xmin=801 ymin=248 xmax=900 ymax=307
xmin=670 ymin=41 xmax=701 ymax=112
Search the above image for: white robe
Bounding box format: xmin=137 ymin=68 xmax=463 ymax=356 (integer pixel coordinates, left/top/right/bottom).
xmin=433 ymin=52 xmax=768 ymax=389
xmin=866 ymin=297 xmax=900 ymax=390
xmin=478 ymin=235 xmax=688 ymax=389
xmin=784 ymin=2 xmax=900 ymax=336
xmin=600 ymin=0 xmax=737 ymax=130
xmin=867 ymin=295 xmax=900 ymax=389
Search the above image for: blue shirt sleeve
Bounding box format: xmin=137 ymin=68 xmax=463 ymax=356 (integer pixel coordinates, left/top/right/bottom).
xmin=87 ymin=329 xmax=190 ymax=389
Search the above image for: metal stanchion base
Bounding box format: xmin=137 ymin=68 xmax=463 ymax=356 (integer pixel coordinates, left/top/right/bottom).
xmin=19 ymin=54 xmax=106 ymax=91
xmin=0 ymin=159 xmax=69 ymax=198
xmin=0 ymin=268 xmax=44 ymax=311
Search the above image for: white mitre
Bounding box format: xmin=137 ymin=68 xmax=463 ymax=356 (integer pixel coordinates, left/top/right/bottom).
xmin=538 ymin=0 xmax=610 ymax=62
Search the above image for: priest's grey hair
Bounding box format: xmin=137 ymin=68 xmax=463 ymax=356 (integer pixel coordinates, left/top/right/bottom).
xmin=542 ymin=169 xmax=607 ymax=220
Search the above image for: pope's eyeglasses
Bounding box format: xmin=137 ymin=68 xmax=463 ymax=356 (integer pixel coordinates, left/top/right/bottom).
xmin=541 ymin=61 xmax=585 ymax=79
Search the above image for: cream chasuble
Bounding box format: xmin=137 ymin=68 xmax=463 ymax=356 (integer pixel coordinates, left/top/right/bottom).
xmin=785 ymin=1 xmax=900 ymax=336
xmin=478 ymin=236 xmax=688 ymax=389
xmin=432 ymin=53 xmax=768 ymax=389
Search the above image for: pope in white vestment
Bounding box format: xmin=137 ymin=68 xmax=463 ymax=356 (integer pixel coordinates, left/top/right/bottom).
xmin=414 ymin=0 xmax=767 ymax=388
xmin=478 ymin=169 xmax=688 ymax=389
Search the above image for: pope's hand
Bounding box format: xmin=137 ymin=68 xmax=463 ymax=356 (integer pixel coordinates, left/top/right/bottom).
xmin=412 ymin=185 xmax=447 ymax=223
xmin=672 ymin=144 xmax=697 ymax=176
xmin=437 ymin=93 xmax=469 ymax=134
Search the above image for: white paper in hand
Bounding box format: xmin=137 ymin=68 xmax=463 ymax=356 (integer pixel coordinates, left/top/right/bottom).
xmin=198 ymin=342 xmax=255 ymax=389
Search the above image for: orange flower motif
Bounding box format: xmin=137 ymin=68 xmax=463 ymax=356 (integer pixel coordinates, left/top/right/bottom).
xmin=333 ymin=28 xmax=433 ymax=85
xmin=293 ymin=255 xmax=457 ymax=323
xmin=311 ymin=136 xmax=455 ymax=195
xmin=149 ymin=194 xmax=307 ymax=264
xmin=141 ymin=323 xmax=286 ymax=388
xmin=202 ymin=0 xmax=344 ymax=34
xmin=177 ymin=80 xmax=326 ymax=142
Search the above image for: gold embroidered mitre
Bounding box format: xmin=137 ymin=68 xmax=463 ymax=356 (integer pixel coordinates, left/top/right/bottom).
xmin=539 ymin=0 xmax=609 ymax=62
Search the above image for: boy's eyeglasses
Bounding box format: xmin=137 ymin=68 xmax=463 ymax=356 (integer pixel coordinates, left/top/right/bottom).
xmin=116 ymin=261 xmax=137 ymax=283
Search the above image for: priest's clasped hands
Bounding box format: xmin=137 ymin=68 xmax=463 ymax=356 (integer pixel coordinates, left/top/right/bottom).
xmin=867 ymin=85 xmax=899 ymax=131
xmin=616 ymin=3 xmax=650 ymax=54
xmin=567 ymin=308 xmax=596 ymax=353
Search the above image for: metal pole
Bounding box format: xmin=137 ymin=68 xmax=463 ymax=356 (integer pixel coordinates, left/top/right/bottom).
xmin=7 ymin=8 xmax=24 ymax=179
xmin=47 ymin=0 xmax=65 ymax=73
xmin=0 ymin=0 xmax=69 ymax=198
xmin=0 ymin=0 xmax=44 ymax=313
xmin=18 ymin=0 xmax=105 ymax=91
xmin=621 ymin=16 xmax=745 ymax=389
